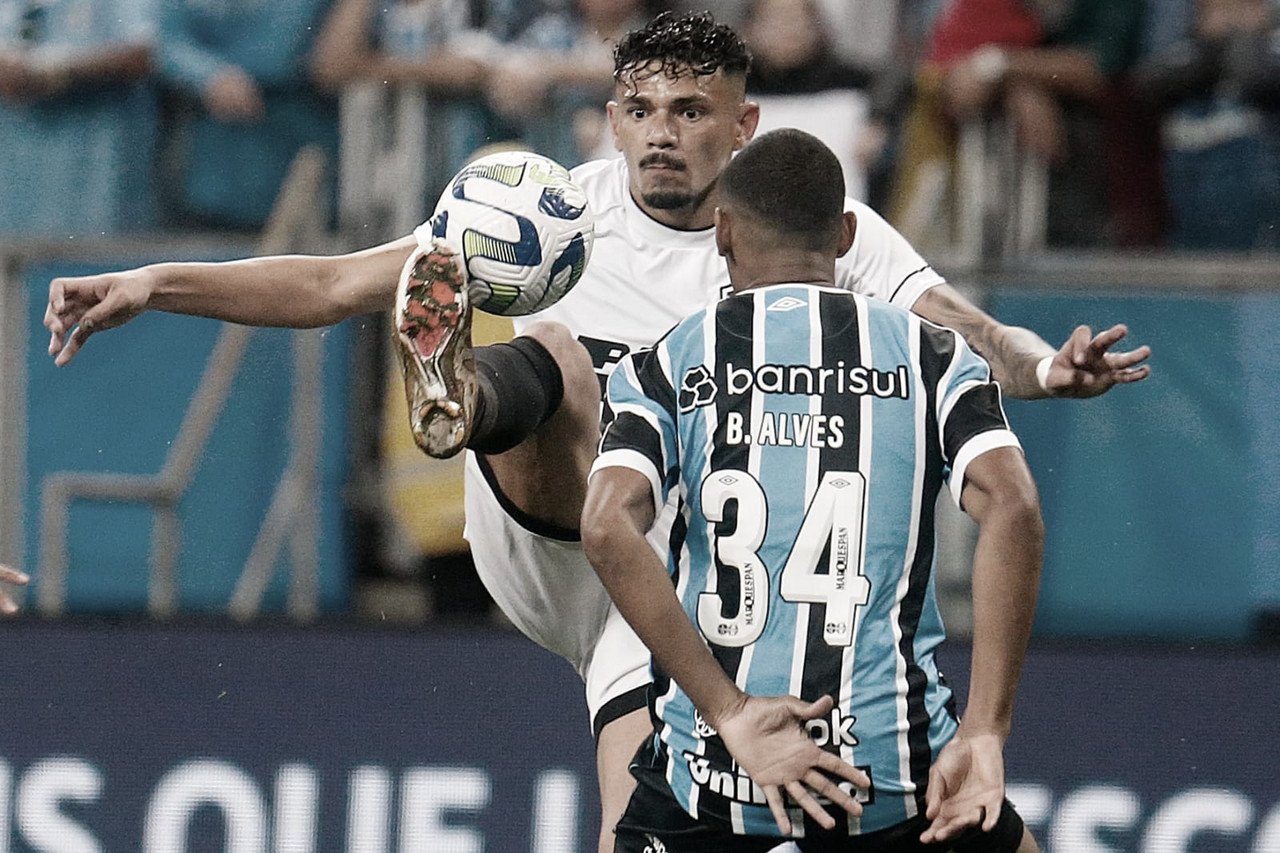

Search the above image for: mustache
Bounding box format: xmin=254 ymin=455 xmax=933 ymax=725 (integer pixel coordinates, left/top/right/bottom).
xmin=639 ymin=153 xmax=686 ymax=170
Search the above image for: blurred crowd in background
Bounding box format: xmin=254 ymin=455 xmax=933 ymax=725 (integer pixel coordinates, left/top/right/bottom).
xmin=1 ymin=0 xmax=1278 ymax=253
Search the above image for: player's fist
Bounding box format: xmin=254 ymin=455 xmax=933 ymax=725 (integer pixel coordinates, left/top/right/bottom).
xmin=45 ymin=268 xmax=155 ymax=366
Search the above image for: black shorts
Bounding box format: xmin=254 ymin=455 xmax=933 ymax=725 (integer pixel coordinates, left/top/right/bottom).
xmin=614 ymin=744 xmax=1025 ymax=853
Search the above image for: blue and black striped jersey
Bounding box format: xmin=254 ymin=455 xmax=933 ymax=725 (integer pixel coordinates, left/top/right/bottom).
xmin=591 ymin=284 xmax=1021 ymax=838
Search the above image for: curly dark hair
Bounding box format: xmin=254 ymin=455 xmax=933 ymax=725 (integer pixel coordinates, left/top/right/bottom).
xmin=612 ymin=11 xmax=752 ymax=85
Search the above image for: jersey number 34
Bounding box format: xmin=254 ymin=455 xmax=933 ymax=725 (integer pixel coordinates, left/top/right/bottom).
xmin=698 ymin=471 xmax=871 ymax=648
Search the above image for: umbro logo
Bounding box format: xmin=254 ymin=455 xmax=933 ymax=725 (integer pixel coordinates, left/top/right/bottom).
xmin=768 ymin=296 xmax=807 ymax=312
xmin=679 ymin=365 xmax=717 ymax=412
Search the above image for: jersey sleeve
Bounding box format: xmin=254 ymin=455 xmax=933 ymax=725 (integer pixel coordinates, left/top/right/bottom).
xmin=835 ymin=200 xmax=945 ymax=311
xmin=590 ymin=343 xmax=679 ymax=518
xmin=930 ymin=327 xmax=1022 ymax=508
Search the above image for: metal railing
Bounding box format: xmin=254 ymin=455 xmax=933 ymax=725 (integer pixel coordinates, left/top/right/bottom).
xmin=34 ymin=146 xmax=332 ymax=619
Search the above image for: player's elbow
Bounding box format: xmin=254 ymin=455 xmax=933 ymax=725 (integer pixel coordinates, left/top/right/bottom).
xmin=990 ymin=477 xmax=1045 ymax=558
xmin=580 ymin=506 xmax=620 ymax=582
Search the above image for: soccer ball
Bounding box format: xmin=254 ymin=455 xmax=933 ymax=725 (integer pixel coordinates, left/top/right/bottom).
xmin=426 ymin=150 xmax=594 ymax=317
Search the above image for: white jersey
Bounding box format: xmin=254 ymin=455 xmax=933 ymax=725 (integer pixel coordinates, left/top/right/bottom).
xmin=514 ymin=156 xmax=944 ymax=394
xmin=429 ymin=155 xmax=948 ymax=730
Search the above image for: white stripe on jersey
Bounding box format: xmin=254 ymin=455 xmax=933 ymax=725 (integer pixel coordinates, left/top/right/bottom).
xmin=948 ymin=428 xmax=1022 ymax=507
xmin=592 ymin=448 xmax=663 ymax=515
xmin=891 ymin=313 xmax=929 ymax=818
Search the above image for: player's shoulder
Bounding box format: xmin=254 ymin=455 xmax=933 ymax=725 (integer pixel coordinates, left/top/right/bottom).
xmin=570 ymin=156 xmax=628 ymax=219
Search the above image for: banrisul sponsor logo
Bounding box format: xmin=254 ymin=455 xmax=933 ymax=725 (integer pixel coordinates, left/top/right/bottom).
xmin=725 ymin=362 xmax=910 ymax=399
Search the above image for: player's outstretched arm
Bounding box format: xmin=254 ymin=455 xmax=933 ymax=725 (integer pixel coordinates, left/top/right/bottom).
xmin=44 ymin=235 xmax=418 ymax=366
xmin=921 ymin=446 xmax=1043 ymax=845
xmin=912 ymin=284 xmax=1151 ymax=399
xmin=582 ymin=467 xmax=869 ymax=835
xmin=0 ymin=565 xmax=29 ymax=615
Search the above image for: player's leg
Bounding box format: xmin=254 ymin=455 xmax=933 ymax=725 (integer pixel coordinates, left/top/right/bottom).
xmin=395 ymin=238 xmax=600 ymax=528
xmin=587 ymin=604 xmax=660 ymax=853
xmin=475 ymin=317 xmax=602 ymax=530
xmin=596 ymin=708 xmax=651 ymax=853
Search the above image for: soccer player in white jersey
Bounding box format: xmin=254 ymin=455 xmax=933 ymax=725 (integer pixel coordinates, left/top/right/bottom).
xmin=583 ymin=128 xmax=1042 ymax=852
xmin=41 ymin=12 xmax=1142 ymax=850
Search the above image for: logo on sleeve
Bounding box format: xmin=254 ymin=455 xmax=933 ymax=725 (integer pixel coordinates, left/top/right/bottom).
xmin=679 ymin=365 xmax=718 ymax=412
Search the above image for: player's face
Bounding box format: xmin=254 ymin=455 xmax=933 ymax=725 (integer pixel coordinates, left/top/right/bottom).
xmin=608 ymin=66 xmax=759 ymax=228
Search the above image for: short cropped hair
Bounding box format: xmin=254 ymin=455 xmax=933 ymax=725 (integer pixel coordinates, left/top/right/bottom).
xmin=613 ymin=11 xmax=752 ymax=85
xmin=720 ymin=129 xmax=846 ymax=250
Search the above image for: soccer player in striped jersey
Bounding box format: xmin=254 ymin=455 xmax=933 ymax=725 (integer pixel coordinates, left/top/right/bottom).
xmin=583 ymin=129 xmax=1043 ymax=851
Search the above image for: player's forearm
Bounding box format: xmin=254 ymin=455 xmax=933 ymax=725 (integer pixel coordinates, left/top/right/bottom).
xmin=912 ymin=285 xmax=1054 ymax=399
xmin=148 ymin=239 xmax=409 ymax=327
xmin=964 ymin=486 xmax=1043 ymax=739
xmin=583 ymin=482 xmax=745 ymax=724
xmin=593 ymin=539 xmax=746 ymax=726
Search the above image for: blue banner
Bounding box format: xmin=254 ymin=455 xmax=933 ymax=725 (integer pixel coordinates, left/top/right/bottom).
xmin=0 ymin=621 xmax=1275 ymax=852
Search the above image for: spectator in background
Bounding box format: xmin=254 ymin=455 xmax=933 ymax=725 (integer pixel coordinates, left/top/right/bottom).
xmin=1135 ymin=0 xmax=1280 ymax=251
xmin=0 ymin=0 xmax=156 ymax=235
xmin=310 ymin=0 xmax=502 ymax=179
xmin=744 ymin=0 xmax=912 ymax=205
xmin=157 ymin=0 xmax=338 ymax=231
xmin=892 ymin=0 xmax=1151 ymax=249
xmin=487 ymin=0 xmax=665 ymax=166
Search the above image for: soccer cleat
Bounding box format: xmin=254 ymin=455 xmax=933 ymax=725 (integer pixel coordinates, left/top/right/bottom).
xmin=394 ymin=239 xmax=476 ymax=459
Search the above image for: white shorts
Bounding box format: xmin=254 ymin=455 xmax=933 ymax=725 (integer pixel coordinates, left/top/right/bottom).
xmin=463 ymin=452 xmax=652 ymax=732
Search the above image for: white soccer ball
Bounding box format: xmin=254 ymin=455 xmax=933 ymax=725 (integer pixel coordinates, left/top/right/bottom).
xmin=426 ymin=150 xmax=594 ymax=317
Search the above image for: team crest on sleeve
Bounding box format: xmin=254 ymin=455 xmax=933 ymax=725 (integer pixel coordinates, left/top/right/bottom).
xmin=679 ymin=365 xmax=718 ymax=412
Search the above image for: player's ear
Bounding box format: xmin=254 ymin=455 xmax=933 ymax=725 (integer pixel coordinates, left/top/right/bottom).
xmin=734 ymin=101 xmax=760 ymax=151
xmin=836 ymin=210 xmax=857 ymax=257
xmin=606 ymin=101 xmax=623 ymax=152
xmin=715 ymin=207 xmax=734 ymax=260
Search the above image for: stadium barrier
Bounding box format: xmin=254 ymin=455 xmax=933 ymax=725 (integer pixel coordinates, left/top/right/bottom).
xmin=0 ymin=148 xmax=355 ymax=617
xmin=0 ymin=619 xmax=1274 ymax=852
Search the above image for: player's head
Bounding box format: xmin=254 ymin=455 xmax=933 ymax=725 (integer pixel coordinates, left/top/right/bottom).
xmin=720 ymin=128 xmax=847 ymax=250
xmin=714 ymin=129 xmax=855 ymax=288
xmin=607 ymin=12 xmax=759 ymax=226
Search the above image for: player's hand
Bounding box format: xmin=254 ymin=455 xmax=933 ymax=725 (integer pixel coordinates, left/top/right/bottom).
xmin=1044 ymin=324 xmax=1151 ymax=398
xmin=45 ymin=268 xmax=155 ymax=366
xmin=0 ymin=565 xmax=29 ymax=615
xmin=715 ymin=693 xmax=870 ymax=835
xmin=921 ymin=730 xmax=1006 ymax=844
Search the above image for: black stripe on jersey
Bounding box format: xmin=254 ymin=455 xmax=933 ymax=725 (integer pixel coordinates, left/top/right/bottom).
xmin=941 ymin=384 xmax=1010 ymax=465
xmin=601 ymin=411 xmax=666 ymax=477
xmin=898 ymin=319 xmax=954 ymax=807
xmin=633 ymin=347 xmax=678 ymax=425
xmin=688 ymin=294 xmax=757 ymax=821
xmin=799 ymin=291 xmax=864 ymax=839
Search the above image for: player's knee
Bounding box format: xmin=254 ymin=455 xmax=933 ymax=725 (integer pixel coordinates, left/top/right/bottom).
xmin=522 ymin=321 xmax=598 ymax=418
